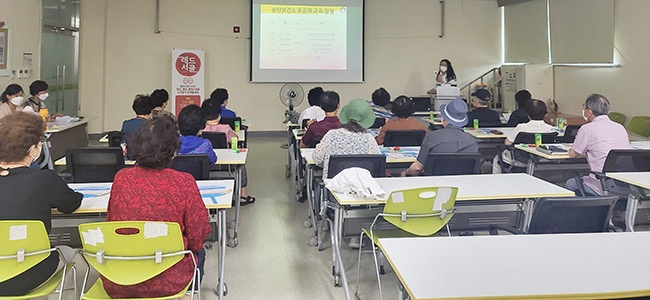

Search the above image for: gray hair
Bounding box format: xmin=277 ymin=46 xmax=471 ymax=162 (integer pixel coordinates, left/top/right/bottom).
xmin=585 ymin=94 xmax=610 ymax=116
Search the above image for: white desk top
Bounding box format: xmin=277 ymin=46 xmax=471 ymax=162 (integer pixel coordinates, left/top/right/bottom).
xmin=329 ymin=173 xmax=574 ymax=206
xmin=514 ymin=143 xmax=572 ymax=160
xmin=464 ymin=127 xmax=514 ymax=139
xmin=46 ymin=119 xmax=88 ymax=133
xmin=99 ymin=130 xmax=246 ymax=143
xmin=379 ymin=232 xmax=650 ymax=300
xmin=300 ymin=147 xmax=419 ymax=165
xmin=420 ymin=117 xmax=443 ymax=126
xmin=55 ymin=148 xmax=248 ymax=166
xmin=69 ymin=180 xmax=234 ymax=213
xmin=606 ymin=172 xmax=650 ymax=190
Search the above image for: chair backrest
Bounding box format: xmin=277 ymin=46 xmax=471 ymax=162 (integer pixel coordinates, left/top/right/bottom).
xmin=382 ymin=187 xmax=458 ymax=236
xmin=602 ymin=149 xmax=650 ymax=173
xmin=556 ymin=125 xmax=581 ymax=143
xmin=628 ymin=116 xmax=650 ymax=137
xmin=512 ymin=132 xmax=559 ymax=144
xmin=106 ymin=131 xmax=124 ymax=148
xmin=172 ymin=154 xmax=210 ymax=180
xmin=201 ymin=132 xmax=228 ymax=149
xmin=66 ymin=147 xmax=125 ymax=183
xmin=422 ymin=152 xmax=481 ymax=176
xmin=370 ymin=118 xmax=386 ymax=129
xmin=527 ymin=196 xmax=618 ymax=234
xmin=219 ymin=117 xmax=242 ymax=130
xmin=78 ymin=221 xmax=186 ymax=286
xmin=0 ymin=220 xmax=53 ymax=283
xmin=327 ymin=154 xmax=387 ymax=178
xmin=301 ymin=118 xmax=309 ymax=129
xmin=383 ymin=130 xmax=426 ymax=147
xmin=609 ymin=112 xmax=627 ymax=125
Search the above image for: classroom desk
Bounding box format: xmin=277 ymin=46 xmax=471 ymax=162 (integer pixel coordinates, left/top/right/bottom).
xmin=514 ymin=144 xmax=589 ymax=177
xmin=68 ymin=180 xmax=232 ymax=300
xmin=285 ymin=122 xmax=300 ymax=177
xmin=99 ymin=130 xmax=247 ymax=144
xmin=326 ymin=173 xmax=574 ymax=297
xmin=55 ymin=148 xmax=247 ymax=248
xmin=46 ymin=119 xmax=89 ymax=160
xmin=544 ymin=112 xmax=587 ymax=126
xmin=378 ymin=232 xmax=650 ymax=300
xmin=606 ymin=172 xmax=650 ymax=232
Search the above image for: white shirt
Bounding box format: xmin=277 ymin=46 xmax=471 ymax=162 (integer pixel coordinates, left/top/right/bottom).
xmin=298 ymin=106 xmax=326 ymax=126
xmin=507 ymin=120 xmax=554 ymax=143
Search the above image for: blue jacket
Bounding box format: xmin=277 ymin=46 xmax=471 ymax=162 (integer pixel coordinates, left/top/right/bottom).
xmin=179 ymin=135 xmax=218 ymax=164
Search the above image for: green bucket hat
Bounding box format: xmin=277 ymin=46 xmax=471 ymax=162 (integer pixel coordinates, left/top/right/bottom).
xmin=339 ymin=98 xmax=376 ymax=129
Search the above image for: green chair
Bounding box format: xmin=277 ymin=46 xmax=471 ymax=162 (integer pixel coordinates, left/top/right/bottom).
xmin=353 ymin=187 xmax=458 ymax=300
xmin=628 ymin=116 xmax=650 ymax=137
xmin=0 ymin=220 xmax=76 ymax=300
xmin=609 ymin=112 xmax=627 ymax=125
xmin=78 ymin=221 xmax=200 ymax=300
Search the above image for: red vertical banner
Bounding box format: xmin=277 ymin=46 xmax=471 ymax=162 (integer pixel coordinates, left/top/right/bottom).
xmin=171 ymin=49 xmax=204 ymax=114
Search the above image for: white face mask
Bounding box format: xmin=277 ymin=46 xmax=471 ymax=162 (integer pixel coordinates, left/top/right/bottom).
xmin=440 ymin=66 xmax=448 ymax=72
xmin=29 ymin=144 xmax=42 ymax=162
xmin=10 ymin=96 xmax=24 ymax=106
xmin=38 ymin=93 xmax=49 ymax=101
xmin=582 ymin=109 xmax=589 ymax=121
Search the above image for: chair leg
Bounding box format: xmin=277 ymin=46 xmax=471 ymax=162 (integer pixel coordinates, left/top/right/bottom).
xmin=446 ymin=224 xmax=451 ymax=237
xmin=370 ymin=233 xmax=384 ymax=300
xmin=57 ymin=264 xmax=67 ymax=300
xmin=354 ymin=232 xmax=366 ymax=297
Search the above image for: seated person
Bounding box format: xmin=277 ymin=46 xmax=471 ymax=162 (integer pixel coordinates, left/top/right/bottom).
xmin=566 ymin=94 xmax=629 ymax=196
xmin=201 ymin=99 xmax=256 ymax=205
xmin=375 ymin=95 xmax=427 ymax=145
xmin=506 ymin=89 xmax=532 ymax=127
xmin=151 ymin=88 xmax=176 ymax=121
xmin=208 ymin=88 xmax=236 ymax=118
xmin=0 ymin=112 xmax=82 ymax=296
xmin=467 ymin=88 xmax=501 ymax=127
xmin=369 ymin=87 xmax=393 ymax=119
xmin=402 ymin=97 xmax=478 ymax=176
xmin=313 ymin=98 xmax=382 ymax=178
xmin=23 ymin=80 xmax=60 ymax=122
xmin=105 ymin=117 xmax=211 ymax=298
xmin=0 ymin=84 xmax=25 ymax=120
xmin=298 ymin=87 xmax=325 ymax=127
xmin=177 ymin=104 xmax=217 ymax=164
xmin=492 ymin=99 xmax=554 ymax=173
xmin=300 ymin=91 xmax=341 ymax=148
xmin=121 ymin=94 xmax=155 ymax=159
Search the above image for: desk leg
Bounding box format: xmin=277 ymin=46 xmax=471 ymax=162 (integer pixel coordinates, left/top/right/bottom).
xmin=331 ymin=205 xmax=351 ymax=299
xmin=229 ymin=166 xmax=242 ymax=247
xmin=215 ymin=209 xmax=227 ymax=299
xmin=522 ymin=198 xmax=535 ymax=232
xmin=526 ymin=157 xmax=535 ymax=175
xmin=285 ymin=129 xmax=293 ymax=177
xmin=306 ymin=166 xmax=317 ymax=229
xmin=625 ymin=194 xmax=639 ymax=232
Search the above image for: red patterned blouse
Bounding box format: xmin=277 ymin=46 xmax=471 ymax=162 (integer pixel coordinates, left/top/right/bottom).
xmin=104 ymin=167 xmax=211 ymax=298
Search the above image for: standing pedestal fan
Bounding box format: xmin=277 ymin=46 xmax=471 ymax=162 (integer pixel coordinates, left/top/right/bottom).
xmin=280 ymin=83 xmax=304 ymax=125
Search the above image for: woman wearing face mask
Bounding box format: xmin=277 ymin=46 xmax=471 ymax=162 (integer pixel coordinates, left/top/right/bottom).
xmin=436 ymin=59 xmax=457 ymax=85
xmin=0 ymin=84 xmax=26 ymax=120
xmin=0 ymin=112 xmax=82 ymax=296
xmin=23 ymin=80 xmax=59 ymax=122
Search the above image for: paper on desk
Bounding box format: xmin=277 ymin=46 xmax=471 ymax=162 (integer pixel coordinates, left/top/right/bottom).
xmin=50 ymin=116 xmax=80 ymax=126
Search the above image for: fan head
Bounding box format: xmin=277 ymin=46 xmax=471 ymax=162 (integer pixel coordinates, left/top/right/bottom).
xmin=279 ymin=83 xmax=304 ymax=110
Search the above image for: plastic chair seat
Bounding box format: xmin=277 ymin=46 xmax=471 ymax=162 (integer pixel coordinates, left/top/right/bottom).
xmin=5 ymin=262 xmax=74 ymax=300
xmin=361 ymin=228 xmax=422 ymax=244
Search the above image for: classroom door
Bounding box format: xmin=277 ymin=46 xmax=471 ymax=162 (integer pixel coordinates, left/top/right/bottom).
xmin=41 ymin=0 xmax=80 ymax=117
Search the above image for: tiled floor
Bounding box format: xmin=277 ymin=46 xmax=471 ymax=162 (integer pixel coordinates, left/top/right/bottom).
xmin=48 ymin=135 xmax=399 ymax=299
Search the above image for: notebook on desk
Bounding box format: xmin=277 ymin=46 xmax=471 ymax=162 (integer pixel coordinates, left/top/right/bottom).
xmin=536 ymin=144 xmax=570 ymax=155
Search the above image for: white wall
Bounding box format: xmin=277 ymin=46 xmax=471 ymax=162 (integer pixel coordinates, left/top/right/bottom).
xmin=79 ymin=0 xmax=502 ymax=133
xmin=554 ymin=0 xmax=648 ymax=122
xmin=0 ymin=0 xmax=41 ymax=94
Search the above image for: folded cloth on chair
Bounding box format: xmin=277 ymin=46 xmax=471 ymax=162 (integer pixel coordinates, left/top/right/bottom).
xmin=325 ymin=167 xmax=387 ymax=200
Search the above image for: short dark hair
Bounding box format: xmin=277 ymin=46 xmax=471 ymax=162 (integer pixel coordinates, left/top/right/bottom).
xmin=525 ymin=99 xmax=548 ymax=120
xmin=515 ymin=90 xmax=532 ymax=109
xmin=307 ymin=87 xmax=324 ymax=106
xmin=130 ymin=116 xmax=179 ymax=169
xmin=151 ymin=89 xmax=169 ymax=107
xmin=178 ymin=104 xmax=206 ymax=136
xmin=371 ymin=87 xmax=390 ymax=107
xmin=0 ymin=112 xmax=45 ymax=162
xmin=342 ymin=120 xmax=366 ymax=133
xmin=320 ymin=91 xmax=340 ymax=113
xmin=29 ymin=80 xmax=49 ymax=96
xmin=132 ymin=94 xmax=155 ymax=115
xmin=391 ymin=95 xmax=415 ymax=118
xmin=210 ymin=88 xmax=229 ymax=105
xmin=1 ymin=84 xmax=23 ymax=103
xmin=201 ymin=98 xmax=222 ymax=121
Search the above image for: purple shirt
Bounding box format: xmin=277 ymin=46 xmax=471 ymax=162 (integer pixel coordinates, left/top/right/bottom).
xmin=301 ymin=116 xmax=340 ymax=147
xmin=571 ymin=115 xmax=629 ymax=195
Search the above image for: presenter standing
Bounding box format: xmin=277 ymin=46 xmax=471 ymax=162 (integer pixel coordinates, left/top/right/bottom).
xmin=428 ymin=59 xmax=457 ymax=95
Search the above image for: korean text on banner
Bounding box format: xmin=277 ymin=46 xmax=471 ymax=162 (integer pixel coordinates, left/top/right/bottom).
xmin=171 ymin=49 xmax=205 ymax=114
